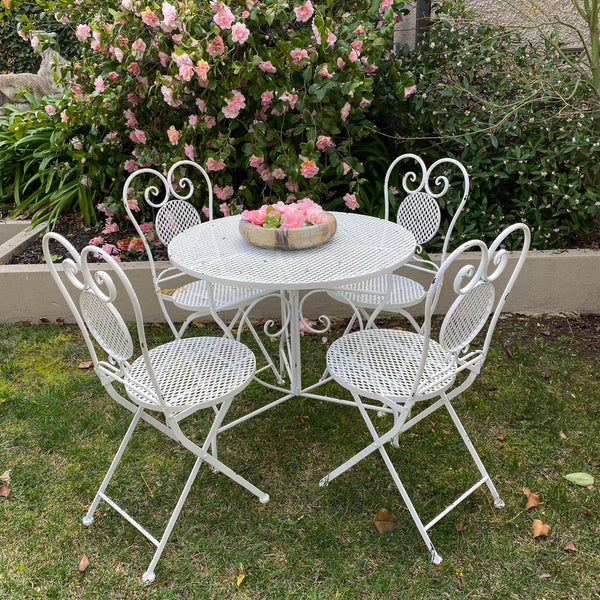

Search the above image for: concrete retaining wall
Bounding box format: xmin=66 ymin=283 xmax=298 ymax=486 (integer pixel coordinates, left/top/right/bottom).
xmin=1 ymin=249 xmax=599 ymax=325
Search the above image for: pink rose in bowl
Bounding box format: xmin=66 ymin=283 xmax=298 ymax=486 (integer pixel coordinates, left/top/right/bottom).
xmin=281 ymin=208 xmax=307 ymax=229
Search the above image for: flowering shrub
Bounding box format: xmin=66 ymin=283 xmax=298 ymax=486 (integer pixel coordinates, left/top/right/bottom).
xmin=6 ymin=0 xmax=413 ymax=228
xmin=241 ymin=198 xmax=327 ymax=228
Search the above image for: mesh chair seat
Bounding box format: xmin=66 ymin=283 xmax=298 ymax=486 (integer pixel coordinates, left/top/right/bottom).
xmin=126 ymin=336 xmax=255 ymax=411
xmin=165 ymin=278 xmax=265 ymax=313
xmin=334 ymin=273 xmax=426 ymax=311
xmin=327 ymin=329 xmax=455 ymax=402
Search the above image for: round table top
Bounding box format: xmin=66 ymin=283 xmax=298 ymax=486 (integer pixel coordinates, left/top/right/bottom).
xmin=168 ymin=211 xmax=416 ymax=291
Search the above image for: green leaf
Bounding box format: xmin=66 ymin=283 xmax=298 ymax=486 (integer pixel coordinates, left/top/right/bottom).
xmin=564 ymin=473 xmax=594 ymax=486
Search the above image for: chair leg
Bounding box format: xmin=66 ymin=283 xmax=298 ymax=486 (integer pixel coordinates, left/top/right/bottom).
xmin=443 ymin=396 xmax=504 ymax=508
xmin=83 ymin=406 xmax=144 ymax=526
xmin=142 ymin=455 xmax=204 ymax=583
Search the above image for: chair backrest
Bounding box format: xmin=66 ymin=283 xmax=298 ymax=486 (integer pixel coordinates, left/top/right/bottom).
xmin=413 ymin=223 xmax=530 ymax=395
xmin=123 ymin=160 xmax=213 ymax=272
xmin=384 ymin=154 xmax=470 ymax=261
xmin=42 ymin=232 xmax=170 ymax=412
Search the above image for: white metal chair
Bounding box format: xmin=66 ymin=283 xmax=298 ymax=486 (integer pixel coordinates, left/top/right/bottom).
xmin=330 ymin=154 xmax=470 ymax=331
xmin=123 ymin=159 xmax=266 ymax=338
xmin=43 ymin=232 xmax=269 ymax=582
xmin=322 ymin=222 xmax=530 ymax=564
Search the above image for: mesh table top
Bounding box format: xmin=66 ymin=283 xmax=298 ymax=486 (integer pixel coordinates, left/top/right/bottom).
xmin=168 ymin=212 xmax=416 ymax=291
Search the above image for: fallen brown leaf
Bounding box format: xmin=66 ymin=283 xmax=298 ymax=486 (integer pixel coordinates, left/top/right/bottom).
xmin=78 ymin=360 xmax=93 ymax=369
xmin=0 ymin=484 xmax=9 ymax=498
xmin=563 ymin=541 xmax=577 ymax=553
xmin=523 ymin=486 xmax=541 ymax=510
xmin=539 ymin=573 xmax=552 ymax=579
xmin=0 ymin=470 xmax=10 ymax=484
xmin=532 ymin=518 xmax=551 ymax=538
xmin=456 ymin=520 xmax=464 ymax=532
xmin=559 ymin=431 xmax=567 ymax=440
xmin=373 ymin=508 xmax=399 ymax=533
xmin=78 ymin=554 xmax=90 ymax=572
xmin=496 ymin=434 xmax=507 ymax=441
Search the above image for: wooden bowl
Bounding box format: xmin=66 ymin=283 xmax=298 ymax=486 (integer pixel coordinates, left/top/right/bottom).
xmin=239 ymin=212 xmax=336 ymax=250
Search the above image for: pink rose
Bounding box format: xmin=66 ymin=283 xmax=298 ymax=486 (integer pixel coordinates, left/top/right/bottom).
xmin=206 ymin=157 xmax=226 ymax=171
xmin=259 ymin=61 xmax=276 ymax=73
xmin=94 ymin=75 xmax=105 ymax=92
xmin=231 ymin=22 xmax=250 ymax=44
xmin=300 ymin=160 xmax=319 ymax=179
xmin=141 ymin=7 xmax=160 ymax=27
xmin=305 ymin=206 xmax=327 ymax=224
xmin=76 ymin=24 xmax=91 ymax=42
xmin=290 ymin=48 xmax=309 ymax=64
xmin=184 ymin=144 xmax=195 ymax=160
xmin=343 ymin=193 xmax=359 ymax=210
xmin=167 ymin=125 xmax=179 ymax=145
xmin=294 ymin=0 xmax=314 ymax=22
xmin=281 ymin=208 xmax=306 ymax=229
xmin=241 ymin=206 xmax=267 ymax=226
xmin=129 ymin=129 xmax=147 ymax=144
xmin=213 ymin=5 xmax=235 ymax=29
xmin=340 ymin=102 xmax=351 ymax=121
xmin=316 ymin=136 xmax=335 ymax=151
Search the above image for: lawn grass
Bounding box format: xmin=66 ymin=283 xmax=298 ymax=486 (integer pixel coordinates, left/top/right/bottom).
xmin=0 ymin=316 xmax=599 ymax=599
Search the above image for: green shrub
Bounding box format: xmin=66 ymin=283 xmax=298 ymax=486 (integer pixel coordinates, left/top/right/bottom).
xmin=386 ymin=0 xmax=600 ymax=249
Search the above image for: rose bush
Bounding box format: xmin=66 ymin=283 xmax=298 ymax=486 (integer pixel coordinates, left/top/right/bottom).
xmin=4 ymin=0 xmax=414 ymax=231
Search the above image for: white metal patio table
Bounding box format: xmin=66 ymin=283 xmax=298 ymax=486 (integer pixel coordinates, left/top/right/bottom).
xmin=168 ymin=211 xmax=416 ymax=427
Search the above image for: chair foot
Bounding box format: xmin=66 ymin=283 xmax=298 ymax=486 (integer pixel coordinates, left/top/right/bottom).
xmin=494 ymin=498 xmax=505 ymax=509
xmin=82 ymin=516 xmax=94 ymax=526
xmin=259 ymin=493 xmax=270 ymax=504
xmin=142 ymin=570 xmax=156 ymax=583
xmin=430 ymin=549 xmax=443 ymax=565
xmin=318 ymin=475 xmax=329 ymax=488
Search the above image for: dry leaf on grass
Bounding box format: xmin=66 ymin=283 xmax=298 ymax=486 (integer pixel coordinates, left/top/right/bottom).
xmin=563 ymin=541 xmax=577 ymax=553
xmin=78 ymin=360 xmax=93 ymax=369
xmin=539 ymin=573 xmax=552 ymax=579
xmin=532 ymin=519 xmax=551 ymax=538
xmin=236 ymin=573 xmax=245 ymax=587
xmin=373 ymin=508 xmax=399 ymax=533
xmin=0 ymin=470 xmax=10 ymax=484
xmin=559 ymin=431 xmax=567 ymax=440
xmin=78 ymin=555 xmax=90 ymax=572
xmin=0 ymin=484 xmax=10 ymax=498
xmin=523 ymin=486 xmax=541 ymax=510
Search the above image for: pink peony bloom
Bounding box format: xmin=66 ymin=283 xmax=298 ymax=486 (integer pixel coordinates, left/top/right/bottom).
xmin=281 ymin=208 xmax=306 ymax=229
xmin=337 ymin=57 xmax=345 ymax=69
xmin=89 ymin=236 xmax=105 ymax=246
xmin=206 ymin=157 xmax=226 ymax=171
xmin=344 ymin=193 xmax=359 ymax=210
xmin=318 ymin=64 xmax=333 ymax=78
xmin=207 ymin=35 xmax=225 ymax=56
xmin=196 ymin=59 xmax=210 ymax=82
xmin=102 ymin=222 xmax=120 ymax=234
xmin=129 ymin=129 xmax=147 ymax=144
xmin=124 ymin=159 xmax=139 ymax=172
xmin=316 ymin=135 xmax=335 ymax=151
xmin=127 ymin=198 xmax=140 ymax=211
xmin=340 ymin=102 xmax=351 ymax=121
xmin=167 ymin=125 xmax=179 ymax=145
xmin=124 ymin=109 xmax=138 ymax=128
xmin=261 ymin=90 xmax=274 ymax=106
xmin=45 ymin=105 xmax=56 ymax=116
xmin=30 ymin=36 xmax=39 ymax=48
xmin=141 ymin=7 xmax=160 ymax=27
xmin=204 ymin=115 xmax=216 ymax=128
xmin=127 ymin=62 xmax=141 ymax=75
xmin=132 ymin=38 xmax=146 ymax=55
xmin=76 ymin=24 xmax=91 ymax=42
xmin=404 ymin=85 xmax=417 ymax=99
xmin=259 ymin=61 xmax=276 ymax=73
xmin=305 ymin=205 xmax=327 ymax=224
xmin=214 ymin=185 xmax=234 ymax=201
xmin=219 ymin=202 xmax=231 ymax=217
xmin=379 ymin=0 xmax=393 ymax=11
xmin=222 ymin=89 xmax=246 ymax=118
xmin=213 ymin=5 xmax=235 ymax=29
xmin=231 ymin=22 xmax=250 ymax=44
xmin=294 ymin=0 xmax=314 ymax=22
xmin=272 ymin=168 xmax=286 ymax=179
xmin=290 ymin=48 xmax=309 ymax=64
xmin=159 ymin=51 xmax=169 ymax=67
xmin=249 ymin=155 xmax=264 ymax=169
xmin=161 ymin=84 xmax=182 ymax=107
xmin=184 ymin=144 xmax=195 ymax=160
xmin=162 ymin=1 xmax=178 ymax=27
xmin=94 ymin=75 xmax=105 ymax=92
xmin=241 ymin=205 xmax=267 ymax=226
xmin=359 ymin=97 xmax=372 ymax=108
xmin=300 ymin=160 xmax=319 ymax=179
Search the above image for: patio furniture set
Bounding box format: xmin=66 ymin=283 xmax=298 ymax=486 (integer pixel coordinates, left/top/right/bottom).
xmin=43 ymin=156 xmax=530 ymax=582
